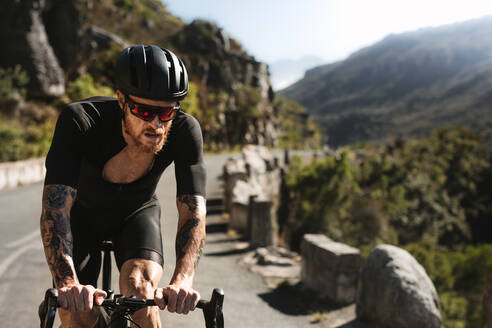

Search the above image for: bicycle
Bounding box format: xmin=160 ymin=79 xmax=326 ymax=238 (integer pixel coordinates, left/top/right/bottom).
xmin=39 ymin=241 xmax=224 ymax=328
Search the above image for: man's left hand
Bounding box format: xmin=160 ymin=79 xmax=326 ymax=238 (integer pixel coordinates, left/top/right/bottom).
xmin=154 ymin=284 xmax=200 ymax=314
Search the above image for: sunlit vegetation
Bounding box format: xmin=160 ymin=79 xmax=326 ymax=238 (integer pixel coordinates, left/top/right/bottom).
xmin=274 ymin=95 xmax=322 ymax=150
xmin=0 ymin=65 xmax=29 ymax=113
xmin=0 ymin=120 xmax=54 ymax=162
xmin=86 ymin=41 xmax=124 ymax=88
xmin=67 ymin=73 xmax=116 ymax=101
xmin=281 ymin=126 xmax=491 ymax=327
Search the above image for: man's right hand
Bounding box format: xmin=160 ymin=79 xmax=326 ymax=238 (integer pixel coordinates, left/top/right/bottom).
xmin=57 ymin=284 xmax=107 ymax=312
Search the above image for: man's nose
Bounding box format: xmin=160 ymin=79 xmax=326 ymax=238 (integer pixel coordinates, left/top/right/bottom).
xmin=150 ymin=116 xmax=162 ymax=128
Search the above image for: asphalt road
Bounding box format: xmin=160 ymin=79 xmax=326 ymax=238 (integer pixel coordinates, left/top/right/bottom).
xmin=0 ymin=152 xmax=326 ymax=328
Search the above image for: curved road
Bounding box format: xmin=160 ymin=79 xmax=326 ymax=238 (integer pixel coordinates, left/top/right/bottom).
xmin=0 ymin=153 xmax=340 ymax=327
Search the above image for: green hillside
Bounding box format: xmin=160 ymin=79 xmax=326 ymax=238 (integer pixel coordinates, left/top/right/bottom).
xmin=281 ymin=15 xmax=492 ymax=146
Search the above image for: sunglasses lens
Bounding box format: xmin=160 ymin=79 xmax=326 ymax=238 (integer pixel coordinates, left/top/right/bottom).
xmin=132 ymin=105 xmax=155 ymax=121
xmin=158 ymin=108 xmax=178 ymax=121
xmin=127 ymin=97 xmax=179 ymax=122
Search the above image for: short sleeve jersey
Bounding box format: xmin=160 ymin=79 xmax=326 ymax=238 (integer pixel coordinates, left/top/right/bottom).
xmin=44 ymin=96 xmax=206 ymax=213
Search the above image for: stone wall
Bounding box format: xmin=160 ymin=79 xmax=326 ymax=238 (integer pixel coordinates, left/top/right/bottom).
xmin=301 ymin=234 xmax=361 ymax=304
xmin=223 ymin=145 xmax=282 ymax=246
xmin=249 ymin=198 xmax=278 ymax=248
xmin=0 ymin=158 xmax=46 ymax=190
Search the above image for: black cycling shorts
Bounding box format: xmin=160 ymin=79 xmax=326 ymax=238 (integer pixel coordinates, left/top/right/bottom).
xmin=70 ymin=197 xmax=164 ymax=287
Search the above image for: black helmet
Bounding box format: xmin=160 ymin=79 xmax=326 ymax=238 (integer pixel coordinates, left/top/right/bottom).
xmin=115 ymin=45 xmax=188 ymax=101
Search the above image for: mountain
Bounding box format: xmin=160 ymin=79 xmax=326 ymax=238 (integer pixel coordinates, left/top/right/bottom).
xmin=269 ymin=56 xmax=325 ymax=91
xmin=281 ymin=16 xmax=492 ymax=147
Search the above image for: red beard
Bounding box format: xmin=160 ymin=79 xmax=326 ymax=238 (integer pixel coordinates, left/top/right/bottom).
xmin=123 ymin=111 xmax=171 ymax=154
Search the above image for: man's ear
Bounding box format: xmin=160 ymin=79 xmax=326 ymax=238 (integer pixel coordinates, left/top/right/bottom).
xmin=116 ymin=90 xmax=126 ymax=121
xmin=116 ymin=89 xmax=125 ymax=109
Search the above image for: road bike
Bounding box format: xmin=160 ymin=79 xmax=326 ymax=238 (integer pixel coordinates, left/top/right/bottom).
xmin=39 ymin=241 xmax=224 ymax=328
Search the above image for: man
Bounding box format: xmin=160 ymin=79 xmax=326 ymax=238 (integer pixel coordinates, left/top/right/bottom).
xmin=40 ymin=45 xmax=206 ymax=328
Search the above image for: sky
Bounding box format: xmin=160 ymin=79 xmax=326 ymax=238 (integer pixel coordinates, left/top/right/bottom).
xmin=163 ymin=0 xmax=492 ymax=65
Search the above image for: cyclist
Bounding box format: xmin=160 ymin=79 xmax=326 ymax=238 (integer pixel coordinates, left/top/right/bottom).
xmin=40 ymin=45 xmax=206 ymax=328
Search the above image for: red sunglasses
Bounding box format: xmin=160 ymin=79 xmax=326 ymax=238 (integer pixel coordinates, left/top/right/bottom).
xmin=125 ymin=95 xmax=180 ymax=122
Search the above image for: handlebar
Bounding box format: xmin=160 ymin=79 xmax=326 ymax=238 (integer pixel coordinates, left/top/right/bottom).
xmin=39 ymin=288 xmax=224 ymax=328
xmin=99 ymin=294 xmax=207 ymax=313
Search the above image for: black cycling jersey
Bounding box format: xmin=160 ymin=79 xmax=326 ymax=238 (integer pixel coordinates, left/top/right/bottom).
xmin=45 ymin=96 xmax=206 ymax=212
xmin=44 ymin=96 xmax=206 ymax=274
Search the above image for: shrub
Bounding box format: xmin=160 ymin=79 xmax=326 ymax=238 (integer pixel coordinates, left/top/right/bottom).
xmin=274 ymin=95 xmax=322 ymax=150
xmin=0 ymin=119 xmax=54 ymax=162
xmin=0 ymin=65 xmax=29 ymax=113
xmin=67 ymin=73 xmax=115 ymax=101
xmin=235 ymin=85 xmax=261 ymax=120
xmin=87 ymin=42 xmax=124 ymax=87
xmin=180 ymin=81 xmax=201 ymax=119
xmin=0 ymin=65 xmax=29 ymax=100
xmin=404 ymin=243 xmax=492 ymax=327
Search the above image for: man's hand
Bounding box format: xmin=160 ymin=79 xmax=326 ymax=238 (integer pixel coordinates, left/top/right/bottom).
xmin=154 ymin=284 xmax=200 ymax=314
xmin=57 ymin=284 xmax=107 ymax=312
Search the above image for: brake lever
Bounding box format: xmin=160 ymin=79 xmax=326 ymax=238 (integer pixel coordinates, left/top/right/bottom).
xmin=201 ymin=288 xmax=224 ymax=328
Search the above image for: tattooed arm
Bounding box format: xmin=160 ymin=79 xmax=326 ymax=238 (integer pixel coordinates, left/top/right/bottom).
xmin=40 ymin=184 xmax=78 ymax=287
xmin=40 ymin=184 xmax=106 ymax=313
xmin=154 ymin=194 xmax=206 ymax=314
xmin=172 ymin=194 xmax=206 ymax=284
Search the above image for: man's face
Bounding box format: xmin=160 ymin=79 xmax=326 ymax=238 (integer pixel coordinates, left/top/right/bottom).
xmin=117 ymin=90 xmax=175 ymax=154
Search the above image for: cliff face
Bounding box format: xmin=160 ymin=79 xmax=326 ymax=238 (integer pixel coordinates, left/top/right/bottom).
xmin=0 ymin=0 xmax=278 ymax=149
xmin=0 ymin=0 xmax=66 ymax=97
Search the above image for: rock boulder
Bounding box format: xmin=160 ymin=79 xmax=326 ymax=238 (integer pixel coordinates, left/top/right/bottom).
xmin=356 ymin=244 xmax=441 ymax=328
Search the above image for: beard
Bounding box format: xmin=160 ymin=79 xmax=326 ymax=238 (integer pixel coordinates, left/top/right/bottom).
xmin=122 ymin=111 xmax=171 ymax=154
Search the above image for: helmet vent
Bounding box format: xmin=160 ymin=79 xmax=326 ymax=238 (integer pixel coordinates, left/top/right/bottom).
xmin=166 ymin=52 xmax=177 ymax=92
xmin=179 ymin=61 xmax=186 ymax=91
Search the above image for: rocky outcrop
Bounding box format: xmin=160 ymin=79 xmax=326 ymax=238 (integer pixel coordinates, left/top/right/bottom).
xmin=42 ymin=0 xmax=82 ymax=76
xmin=0 ymin=0 xmax=65 ymax=97
xmin=357 ymin=245 xmax=441 ymax=328
xmin=174 ymin=19 xmax=278 ymax=148
xmin=0 ymin=0 xmax=133 ymax=98
xmin=80 ymin=26 xmax=128 ymax=53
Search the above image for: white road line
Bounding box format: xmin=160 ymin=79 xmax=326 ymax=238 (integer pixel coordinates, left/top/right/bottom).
xmin=0 ymin=242 xmax=41 ymax=280
xmin=5 ymin=229 xmax=40 ymax=248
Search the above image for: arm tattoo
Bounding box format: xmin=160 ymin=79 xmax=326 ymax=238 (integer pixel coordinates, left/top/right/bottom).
xmin=40 ymin=185 xmax=77 ymax=286
xmin=44 ymin=185 xmax=77 ymax=209
xmin=174 ymin=194 xmax=206 ymax=276
xmin=177 ymin=194 xmax=199 ymax=212
xmin=175 ymin=218 xmax=200 ymax=260
xmin=194 ymin=239 xmax=205 ymax=269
